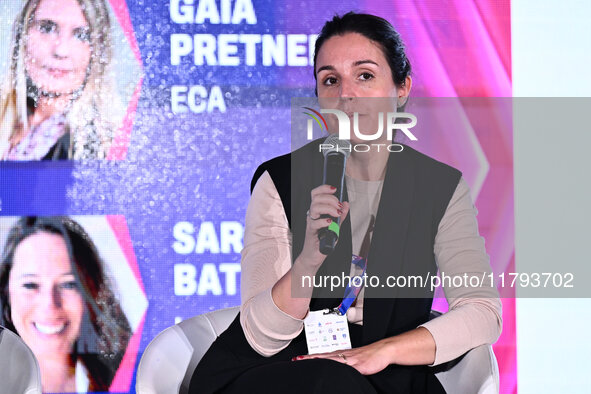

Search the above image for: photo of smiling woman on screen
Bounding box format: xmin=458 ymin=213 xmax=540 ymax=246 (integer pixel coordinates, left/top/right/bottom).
xmin=0 ymin=216 xmax=131 ymax=393
xmin=0 ymin=0 xmax=122 ymax=160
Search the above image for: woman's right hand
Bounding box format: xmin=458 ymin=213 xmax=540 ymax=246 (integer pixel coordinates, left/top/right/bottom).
xmin=297 ymin=185 xmax=350 ymax=271
xmin=271 ymin=184 xmax=349 ymax=316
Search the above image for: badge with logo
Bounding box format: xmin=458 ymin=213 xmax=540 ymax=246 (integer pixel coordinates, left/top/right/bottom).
xmin=303 ymin=309 xmax=351 ymax=355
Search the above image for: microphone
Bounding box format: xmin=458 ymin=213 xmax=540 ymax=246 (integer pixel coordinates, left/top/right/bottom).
xmin=318 ymin=134 xmax=351 ymax=255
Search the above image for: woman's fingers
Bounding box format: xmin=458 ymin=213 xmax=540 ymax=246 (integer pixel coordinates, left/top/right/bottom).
xmin=308 ymin=185 xmax=344 ymax=220
xmin=310 ymin=184 xmax=338 ymax=198
xmin=307 ymin=201 xmax=347 ymax=232
xmin=292 ymin=346 xmax=390 ymax=375
xmin=299 ymin=184 xmax=347 ymax=266
xmin=339 ymin=201 xmax=350 ymax=222
xmin=292 ymin=351 xmax=353 ymax=366
xmin=308 ymin=202 xmax=342 ymax=220
xmin=308 ymin=217 xmax=334 ymax=232
xmin=310 ymin=192 xmax=340 ymax=206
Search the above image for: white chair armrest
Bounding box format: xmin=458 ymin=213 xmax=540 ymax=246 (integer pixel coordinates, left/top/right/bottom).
xmin=177 ymin=307 xmax=239 ymax=393
xmin=136 ymin=307 xmax=239 ymax=394
xmin=136 ymin=325 xmax=194 ymax=394
xmin=434 ymin=344 xmax=500 ymax=394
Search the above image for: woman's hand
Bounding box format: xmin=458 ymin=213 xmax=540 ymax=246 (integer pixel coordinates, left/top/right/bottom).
xmin=297 ymin=184 xmax=350 ymax=271
xmin=292 ymin=327 xmax=437 ymax=372
xmin=271 ymin=185 xmax=349 ymax=319
xmin=292 ymin=340 xmax=393 ymax=375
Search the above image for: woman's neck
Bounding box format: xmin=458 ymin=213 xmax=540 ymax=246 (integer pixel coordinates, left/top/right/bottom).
xmin=38 ymin=354 xmax=77 ymax=393
xmin=346 ymin=147 xmax=389 ymax=181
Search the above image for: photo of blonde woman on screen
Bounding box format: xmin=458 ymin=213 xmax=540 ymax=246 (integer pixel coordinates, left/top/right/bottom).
xmin=0 ymin=0 xmax=123 ymax=160
xmin=0 ymin=216 xmax=132 ymax=392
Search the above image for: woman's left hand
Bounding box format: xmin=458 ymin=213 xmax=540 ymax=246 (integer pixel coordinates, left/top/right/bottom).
xmin=292 ymin=340 xmax=393 ymax=375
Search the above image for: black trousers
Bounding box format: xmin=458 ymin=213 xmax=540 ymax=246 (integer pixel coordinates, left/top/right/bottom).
xmin=223 ymin=358 xmax=377 ymax=393
xmin=189 ymin=315 xmax=446 ymax=394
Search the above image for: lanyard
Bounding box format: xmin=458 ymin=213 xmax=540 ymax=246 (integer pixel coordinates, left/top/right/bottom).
xmin=332 ymin=254 xmax=367 ymax=316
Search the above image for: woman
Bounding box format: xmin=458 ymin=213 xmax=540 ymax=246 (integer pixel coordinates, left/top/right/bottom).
xmin=0 ymin=0 xmax=122 ymax=160
xmin=190 ymin=12 xmax=502 ymax=393
xmin=0 ymin=216 xmax=131 ymax=392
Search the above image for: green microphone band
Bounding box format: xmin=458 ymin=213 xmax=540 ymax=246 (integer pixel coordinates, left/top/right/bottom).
xmin=328 ymin=221 xmax=340 ymax=237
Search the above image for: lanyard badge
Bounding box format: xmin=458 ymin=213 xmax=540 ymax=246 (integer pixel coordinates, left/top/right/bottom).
xmin=304 ymin=255 xmax=367 ymax=354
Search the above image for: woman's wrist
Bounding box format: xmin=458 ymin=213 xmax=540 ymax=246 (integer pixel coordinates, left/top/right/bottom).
xmin=377 ymin=336 xmax=400 ymax=365
xmin=376 ymin=327 xmax=436 ymax=366
xmin=287 ymin=257 xmax=321 ymax=300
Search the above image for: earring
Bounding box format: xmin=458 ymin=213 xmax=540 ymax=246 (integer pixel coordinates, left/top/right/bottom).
xmin=397 ymin=96 xmax=408 ymax=108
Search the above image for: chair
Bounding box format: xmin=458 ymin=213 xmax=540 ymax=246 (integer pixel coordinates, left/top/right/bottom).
xmin=0 ymin=326 xmax=43 ymax=394
xmin=136 ymin=307 xmax=499 ymax=394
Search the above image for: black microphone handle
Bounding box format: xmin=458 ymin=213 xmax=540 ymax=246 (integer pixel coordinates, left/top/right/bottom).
xmin=318 ymin=228 xmax=339 ymax=255
xmin=318 ymin=152 xmax=346 ymax=255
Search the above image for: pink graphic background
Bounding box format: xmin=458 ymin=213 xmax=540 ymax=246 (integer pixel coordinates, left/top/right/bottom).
xmin=106 ymin=215 xmax=147 ymax=392
xmin=106 ymin=0 xmax=143 ymax=160
xmin=362 ymin=1 xmax=515 ymax=393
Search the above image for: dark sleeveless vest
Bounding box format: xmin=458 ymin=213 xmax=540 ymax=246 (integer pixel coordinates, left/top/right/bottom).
xmin=252 ymin=139 xmax=461 ymax=345
xmin=190 ymin=139 xmax=460 ymax=393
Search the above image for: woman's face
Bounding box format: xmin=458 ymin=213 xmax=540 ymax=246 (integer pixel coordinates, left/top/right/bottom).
xmin=315 ymin=32 xmax=411 ymax=143
xmin=8 ymin=231 xmax=84 ymax=359
xmin=25 ymin=0 xmax=92 ymax=95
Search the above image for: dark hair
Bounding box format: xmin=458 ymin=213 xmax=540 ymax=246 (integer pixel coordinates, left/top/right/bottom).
xmin=313 ymin=12 xmax=412 ymax=92
xmin=0 ymin=216 xmax=131 ymax=391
